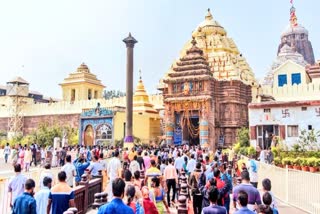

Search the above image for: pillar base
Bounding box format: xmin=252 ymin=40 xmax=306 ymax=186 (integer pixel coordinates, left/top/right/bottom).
xmin=123 ymin=135 xmax=134 ymax=150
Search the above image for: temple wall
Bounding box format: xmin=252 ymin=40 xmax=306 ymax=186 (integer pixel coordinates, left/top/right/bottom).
xmin=0 ymin=95 xmax=164 ymax=118
xmin=260 ymin=82 xmax=320 ymax=102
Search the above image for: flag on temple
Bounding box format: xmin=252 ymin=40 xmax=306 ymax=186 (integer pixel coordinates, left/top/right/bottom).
xmin=290 ymin=0 xmax=293 ymax=4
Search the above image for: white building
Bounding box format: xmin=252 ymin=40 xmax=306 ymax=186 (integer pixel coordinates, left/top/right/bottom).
xmin=249 ymin=100 xmax=320 ymax=148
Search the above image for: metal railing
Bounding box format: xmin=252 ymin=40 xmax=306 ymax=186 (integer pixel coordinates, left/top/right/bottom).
xmin=257 ymin=162 xmax=320 ymax=214
xmin=0 ymin=168 xmax=61 ymax=214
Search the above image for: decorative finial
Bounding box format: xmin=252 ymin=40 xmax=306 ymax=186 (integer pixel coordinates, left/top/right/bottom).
xmin=290 ymin=4 xmax=298 ymax=27
xmin=139 ymin=69 xmax=142 ymax=80
xmin=205 ymin=8 xmax=213 ymax=20
xmin=123 ymin=32 xmax=138 ymax=48
xmin=191 ymin=37 xmax=197 ymax=46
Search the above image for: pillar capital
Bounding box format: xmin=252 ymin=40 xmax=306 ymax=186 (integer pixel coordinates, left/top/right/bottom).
xmin=123 ymin=32 xmax=138 ymax=48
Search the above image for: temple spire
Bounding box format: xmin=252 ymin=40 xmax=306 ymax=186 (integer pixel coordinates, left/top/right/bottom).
xmin=139 ymin=69 xmax=142 ymax=80
xmin=205 ymin=8 xmax=213 ymax=20
xmin=289 ymin=1 xmax=298 ymax=27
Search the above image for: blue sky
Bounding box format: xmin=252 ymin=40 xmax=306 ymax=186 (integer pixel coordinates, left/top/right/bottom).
xmin=0 ymin=0 xmax=319 ymax=98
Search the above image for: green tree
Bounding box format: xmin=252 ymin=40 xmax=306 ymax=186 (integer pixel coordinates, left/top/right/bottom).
xmin=237 ymin=127 xmax=250 ymax=147
xmin=298 ymin=129 xmax=320 ymax=151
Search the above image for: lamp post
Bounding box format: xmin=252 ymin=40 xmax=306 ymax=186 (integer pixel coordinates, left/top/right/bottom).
xmin=123 ymin=33 xmax=137 ymax=149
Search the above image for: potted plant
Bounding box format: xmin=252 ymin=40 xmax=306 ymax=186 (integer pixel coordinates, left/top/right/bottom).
xmin=308 ymin=158 xmax=317 ymax=173
xmin=274 ymin=157 xmax=282 ymax=167
xmin=301 ymin=158 xmax=309 ymax=172
xmin=282 ymin=157 xmax=292 ymax=168
xmin=293 ymin=157 xmax=302 ymax=170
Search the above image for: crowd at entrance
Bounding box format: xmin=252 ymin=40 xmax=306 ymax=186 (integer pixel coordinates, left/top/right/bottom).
xmin=4 ymin=143 xmax=280 ymax=214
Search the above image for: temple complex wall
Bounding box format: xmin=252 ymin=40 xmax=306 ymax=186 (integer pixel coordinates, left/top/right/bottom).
xmin=260 ymin=82 xmax=320 ymax=102
xmin=0 ymin=95 xmax=163 ymax=118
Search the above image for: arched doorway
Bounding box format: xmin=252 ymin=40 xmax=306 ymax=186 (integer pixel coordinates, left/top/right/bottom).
xmin=84 ymin=125 xmax=94 ymax=146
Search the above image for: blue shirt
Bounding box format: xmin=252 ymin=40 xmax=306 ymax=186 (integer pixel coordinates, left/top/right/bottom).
xmin=49 ymin=189 xmax=75 ymax=214
xmin=234 ymin=207 xmax=255 ymax=214
xmin=13 ymin=192 xmax=36 ymax=214
xmin=98 ymin=198 xmax=134 ymax=214
xmin=74 ymin=159 xmax=90 ymax=182
xmin=35 ymin=187 xmax=50 ymax=214
xmin=202 ymin=204 xmax=227 ymax=214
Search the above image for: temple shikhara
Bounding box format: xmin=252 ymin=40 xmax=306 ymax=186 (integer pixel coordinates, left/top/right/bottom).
xmin=160 ymin=9 xmax=254 ymax=149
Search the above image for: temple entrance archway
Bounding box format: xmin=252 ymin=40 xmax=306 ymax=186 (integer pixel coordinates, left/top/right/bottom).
xmin=84 ymin=125 xmax=94 ymax=146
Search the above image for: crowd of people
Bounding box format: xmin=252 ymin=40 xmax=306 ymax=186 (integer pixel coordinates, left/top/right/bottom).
xmin=6 ymin=143 xmax=279 ymax=214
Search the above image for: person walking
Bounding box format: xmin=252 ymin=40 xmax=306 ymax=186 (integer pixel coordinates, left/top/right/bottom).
xmin=12 ymin=179 xmax=36 ymax=214
xmin=4 ymin=143 xmax=11 ymax=163
xmin=234 ymin=191 xmax=255 ymax=214
xmin=24 ymin=147 xmax=32 ymax=172
xmin=62 ymin=155 xmax=76 ymax=187
xmin=145 ymin=159 xmax=162 ymax=188
xmin=8 ymin=164 xmax=27 ymax=208
xmin=189 ymin=162 xmax=203 ymax=214
xmin=35 ymin=177 xmax=52 ymax=214
xmin=107 ymin=150 xmax=122 ymax=200
xmin=39 ymin=163 xmax=54 ymax=189
xmin=201 ymin=186 xmax=227 ymax=214
xmin=98 ymin=178 xmax=134 ymax=214
xmin=31 ymin=144 xmax=37 ymax=167
xmin=129 ymin=155 xmax=140 ymax=175
xmin=247 ymin=157 xmax=258 ymax=188
xmin=163 ymin=157 xmax=178 ymax=207
xmin=47 ymin=171 xmax=75 ymax=214
xmin=89 ymin=155 xmax=104 ymax=178
xmin=232 ymin=171 xmax=261 ymax=211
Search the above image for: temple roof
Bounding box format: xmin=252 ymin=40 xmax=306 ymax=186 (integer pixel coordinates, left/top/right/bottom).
xmin=133 ymin=72 xmax=158 ymax=114
xmin=281 ymin=6 xmax=308 ymax=37
xmin=160 ymin=9 xmax=256 ymax=89
xmin=60 ymin=63 xmax=105 ymax=87
xmin=164 ymin=38 xmax=212 ymax=83
xmin=7 ymin=76 xmax=29 ymax=85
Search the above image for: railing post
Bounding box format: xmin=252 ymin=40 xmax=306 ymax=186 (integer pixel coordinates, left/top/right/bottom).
xmin=286 ymin=164 xmax=289 ymax=203
xmin=79 ymin=174 xmax=89 ymax=213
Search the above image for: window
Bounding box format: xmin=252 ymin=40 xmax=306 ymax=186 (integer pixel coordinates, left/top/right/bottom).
xmin=291 ymin=73 xmax=301 ymax=85
xmin=264 ymin=108 xmax=271 ymax=113
xmin=71 ymin=89 xmax=76 ymax=101
xmin=278 ymin=74 xmax=287 ymax=87
xmin=88 ymin=89 xmax=92 ymax=100
xmin=301 ymin=107 xmax=307 ymax=111
xmin=94 ymin=90 xmax=98 ymax=99
xmin=308 ymin=125 xmax=312 ymax=130
xmin=287 ymin=125 xmax=299 ymax=137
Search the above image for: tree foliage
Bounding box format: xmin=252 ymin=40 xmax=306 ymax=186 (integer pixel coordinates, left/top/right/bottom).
xmin=298 ymin=129 xmax=320 ymax=152
xmin=237 ymin=127 xmax=250 ymax=147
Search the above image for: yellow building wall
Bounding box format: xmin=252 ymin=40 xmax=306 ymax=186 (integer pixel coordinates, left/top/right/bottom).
xmin=113 ymin=111 xmax=160 ymax=144
xmin=61 ymin=82 xmax=104 ymax=101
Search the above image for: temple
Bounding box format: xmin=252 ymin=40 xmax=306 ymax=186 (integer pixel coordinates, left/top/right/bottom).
xmin=163 ymin=34 xmax=251 ymax=148
xmin=277 ymin=5 xmax=315 ymax=65
xmin=60 ymin=63 xmax=105 ymax=101
xmin=162 ymin=8 xmax=253 ymax=149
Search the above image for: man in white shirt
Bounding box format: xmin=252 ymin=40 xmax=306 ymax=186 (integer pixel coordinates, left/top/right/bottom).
xmin=186 ymin=154 xmax=196 ymax=175
xmin=174 ymin=152 xmax=184 ymax=173
xmin=8 ymin=164 xmax=27 ymax=207
xmin=61 ymin=155 xmax=76 ymax=187
xmin=35 ymin=176 xmax=52 ymax=214
xmin=39 ymin=163 xmax=54 ymax=189
xmin=88 ymin=155 xmax=104 ymax=177
xmin=129 ymin=155 xmax=140 ymax=175
xmin=106 ymin=150 xmax=121 ymax=200
xmin=4 ymin=143 xmax=11 ymax=163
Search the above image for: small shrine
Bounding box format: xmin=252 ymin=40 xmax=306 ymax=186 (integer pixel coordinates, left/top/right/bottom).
xmin=80 ymin=103 xmax=114 ymax=146
xmin=60 ymin=63 xmax=105 ymax=102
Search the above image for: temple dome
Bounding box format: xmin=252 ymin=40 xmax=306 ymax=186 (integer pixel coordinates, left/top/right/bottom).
xmin=133 ymin=73 xmax=158 ymax=114
xmin=195 ymin=9 xmax=226 ymax=36
xmin=281 ymin=23 xmax=308 ymax=37
xmin=77 ymin=63 xmax=90 ymax=73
